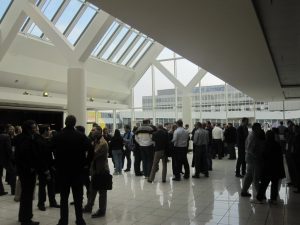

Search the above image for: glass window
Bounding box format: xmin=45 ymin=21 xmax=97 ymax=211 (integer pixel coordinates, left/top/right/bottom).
xmin=111 ymin=31 xmax=138 ymax=63
xmin=67 ymin=6 xmax=97 ymax=45
xmin=121 ymin=36 xmax=145 ymax=65
xmin=42 ymin=0 xmax=63 ymax=21
xmin=157 ymin=47 xmax=174 ymax=60
xmin=101 ymin=26 xmax=129 ymax=60
xmin=91 ymin=21 xmax=119 ymax=57
xmin=55 ymin=0 xmax=83 ymax=34
xmin=27 ymin=23 xmax=43 ymax=37
xmin=0 ymin=0 xmax=12 ymax=23
xmin=129 ymin=40 xmax=153 ymax=68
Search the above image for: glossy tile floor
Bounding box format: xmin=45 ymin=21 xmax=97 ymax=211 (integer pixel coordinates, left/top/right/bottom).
xmin=1 ymin=154 xmax=300 ymax=225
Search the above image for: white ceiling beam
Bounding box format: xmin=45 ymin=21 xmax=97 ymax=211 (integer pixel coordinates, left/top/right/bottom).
xmin=186 ymin=68 xmax=207 ymax=91
xmin=128 ymin=42 xmax=163 ymax=89
xmin=153 ymin=60 xmax=187 ymax=93
xmin=0 ymin=1 xmax=27 ymax=61
xmin=74 ymin=11 xmax=114 ymax=63
xmin=20 ymin=0 xmax=77 ymax=66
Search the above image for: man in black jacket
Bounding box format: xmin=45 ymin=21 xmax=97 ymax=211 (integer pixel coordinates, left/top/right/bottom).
xmin=224 ymin=123 xmax=237 ymax=160
xmin=148 ymin=125 xmax=169 ymax=183
xmin=52 ymin=115 xmax=91 ymax=225
xmin=15 ymin=120 xmax=47 ymax=225
xmin=235 ymin=118 xmax=249 ymax=178
xmin=37 ymin=124 xmax=59 ymax=211
xmin=0 ymin=124 xmax=16 ymax=196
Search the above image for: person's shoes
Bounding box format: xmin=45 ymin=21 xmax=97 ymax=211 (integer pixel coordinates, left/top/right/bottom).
xmin=192 ymin=175 xmax=200 ymax=178
xmin=91 ymin=210 xmax=105 ymax=218
xmin=204 ymin=173 xmax=209 ymax=178
xmin=38 ymin=204 xmax=46 ymax=211
xmin=228 ymin=157 xmax=236 ymax=160
xmin=235 ymin=174 xmax=243 ymax=178
xmin=21 ymin=220 xmax=40 ymax=225
xmin=124 ymin=169 xmax=130 ymax=172
xmin=147 ymin=180 xmax=153 ymax=183
xmin=113 ymin=171 xmax=118 ymax=175
xmin=135 ymin=173 xmax=143 ymax=176
xmin=162 ymin=180 xmax=166 ymax=183
xmin=0 ymin=192 xmax=8 ymax=196
xmin=82 ymin=205 xmax=92 ymax=213
xmin=184 ymin=176 xmax=190 ymax=179
xmin=241 ymin=192 xmax=251 ymax=197
xmin=172 ymin=177 xmax=180 ymax=181
xmin=50 ymin=203 xmax=60 ymax=208
xmin=208 ymin=168 xmax=212 ymax=171
xmin=70 ymin=201 xmax=75 ymax=205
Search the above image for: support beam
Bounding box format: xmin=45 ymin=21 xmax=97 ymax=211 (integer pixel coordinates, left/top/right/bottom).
xmin=74 ymin=11 xmax=114 ymax=62
xmin=67 ymin=67 xmax=86 ymax=126
xmin=186 ymin=68 xmax=207 ymax=91
xmin=153 ymin=60 xmax=187 ymax=93
xmin=128 ymin=42 xmax=163 ymax=89
xmin=20 ymin=0 xmax=77 ymax=66
xmin=0 ymin=2 xmax=27 ymax=61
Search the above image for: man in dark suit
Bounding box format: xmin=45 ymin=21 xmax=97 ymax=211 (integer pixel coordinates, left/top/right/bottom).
xmin=235 ymin=117 xmax=249 ymax=178
xmin=0 ymin=124 xmax=16 ymax=196
xmin=15 ymin=120 xmax=46 ymax=225
xmin=52 ymin=115 xmax=91 ymax=225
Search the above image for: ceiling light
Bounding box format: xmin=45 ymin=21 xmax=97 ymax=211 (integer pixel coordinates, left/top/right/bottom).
xmin=89 ymin=97 xmax=94 ymax=102
xmin=23 ymin=91 xmax=29 ymax=95
xmin=43 ymin=92 xmax=48 ymax=97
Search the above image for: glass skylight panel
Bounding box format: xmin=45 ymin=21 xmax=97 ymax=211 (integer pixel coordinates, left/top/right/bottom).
xmin=111 ymin=31 xmax=138 ymax=63
xmin=27 ymin=23 xmax=43 ymax=37
xmin=101 ymin=26 xmax=129 ymax=60
xmin=0 ymin=0 xmax=13 ymax=23
xmin=129 ymin=40 xmax=153 ymax=68
xmin=121 ymin=36 xmax=146 ymax=65
xmin=91 ymin=21 xmax=119 ymax=57
xmin=42 ymin=0 xmax=63 ymax=21
xmin=54 ymin=0 xmax=83 ymax=34
xmin=67 ymin=5 xmax=97 ymax=45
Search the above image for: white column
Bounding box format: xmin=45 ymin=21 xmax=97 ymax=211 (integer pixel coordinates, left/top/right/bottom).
xmin=225 ymin=83 xmax=228 ymax=124
xmin=282 ymin=100 xmax=286 ymax=121
xmin=199 ymin=82 xmax=202 ymax=122
xmin=131 ymin=88 xmax=135 ymax=129
xmin=67 ymin=67 xmax=86 ymax=126
xmin=174 ymin=53 xmax=178 ymax=120
xmin=151 ymin=65 xmax=156 ymax=125
xmin=182 ymin=94 xmax=192 ymax=128
xmin=113 ymin=109 xmax=117 ymax=132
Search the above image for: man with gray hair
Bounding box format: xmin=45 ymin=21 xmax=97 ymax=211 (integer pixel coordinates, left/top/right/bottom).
xmin=172 ymin=119 xmax=190 ymax=181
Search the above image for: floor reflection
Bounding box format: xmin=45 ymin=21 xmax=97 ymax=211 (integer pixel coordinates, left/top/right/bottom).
xmin=0 ymin=153 xmax=299 ymax=225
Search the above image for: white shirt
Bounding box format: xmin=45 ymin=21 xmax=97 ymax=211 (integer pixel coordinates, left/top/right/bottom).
xmin=212 ymin=126 xmax=223 ymax=140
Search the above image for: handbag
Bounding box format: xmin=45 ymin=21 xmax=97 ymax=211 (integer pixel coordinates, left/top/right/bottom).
xmin=91 ymin=171 xmax=113 ymax=190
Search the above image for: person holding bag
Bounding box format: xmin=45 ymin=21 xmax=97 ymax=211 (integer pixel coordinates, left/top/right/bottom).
xmin=83 ymin=128 xmax=110 ymax=218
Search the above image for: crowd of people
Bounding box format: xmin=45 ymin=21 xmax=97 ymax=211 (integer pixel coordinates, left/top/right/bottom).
xmin=0 ymin=115 xmax=299 ymax=225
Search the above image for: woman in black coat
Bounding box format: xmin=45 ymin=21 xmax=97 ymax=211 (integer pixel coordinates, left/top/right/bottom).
xmin=255 ymin=130 xmax=285 ymax=204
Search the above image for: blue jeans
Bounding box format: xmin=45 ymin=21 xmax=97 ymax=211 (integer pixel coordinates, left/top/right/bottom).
xmin=112 ymin=150 xmax=123 ymax=173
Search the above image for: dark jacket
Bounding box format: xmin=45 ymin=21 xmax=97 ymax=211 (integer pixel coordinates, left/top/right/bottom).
xmin=110 ymin=136 xmax=123 ymax=151
xmin=262 ymin=140 xmax=285 ymax=179
xmin=237 ymin=125 xmax=248 ymax=150
xmin=0 ymin=133 xmax=12 ymax=166
xmin=152 ymin=129 xmax=169 ymax=152
xmin=224 ymin=126 xmax=237 ymax=144
xmin=38 ymin=136 xmax=54 ymax=169
xmin=52 ymin=127 xmax=91 ymax=174
xmin=14 ymin=133 xmax=45 ymax=175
